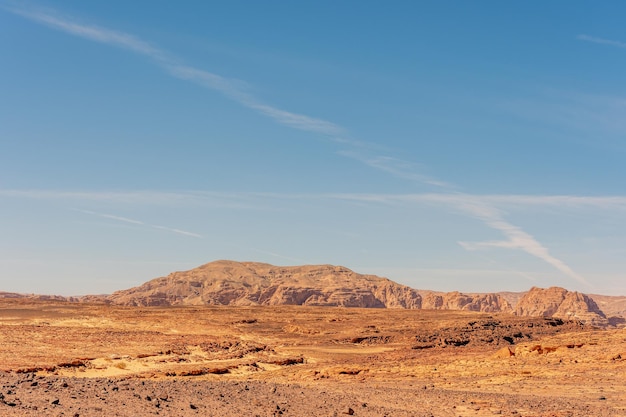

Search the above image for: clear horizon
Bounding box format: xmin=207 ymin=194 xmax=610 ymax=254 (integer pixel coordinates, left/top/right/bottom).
xmin=2 ymin=2 xmax=626 ymax=296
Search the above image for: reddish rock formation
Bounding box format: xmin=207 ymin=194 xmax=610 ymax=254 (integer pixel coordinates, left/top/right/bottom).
xmin=588 ymin=294 xmax=626 ymax=326
xmin=514 ymin=286 xmax=607 ymax=326
xmin=107 ymin=261 xmax=422 ymax=308
xmin=3 ymin=261 xmax=623 ymax=327
xmin=419 ymin=290 xmax=513 ymax=313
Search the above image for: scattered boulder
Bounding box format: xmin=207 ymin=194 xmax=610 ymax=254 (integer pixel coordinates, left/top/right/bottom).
xmin=492 ymin=347 xmax=515 ymax=359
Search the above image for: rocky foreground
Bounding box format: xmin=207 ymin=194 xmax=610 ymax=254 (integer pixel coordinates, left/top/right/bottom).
xmin=1 ymin=299 xmax=625 ymax=416
xmin=0 ymin=373 xmax=620 ymax=417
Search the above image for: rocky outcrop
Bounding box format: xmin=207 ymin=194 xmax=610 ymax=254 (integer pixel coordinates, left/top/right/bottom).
xmin=515 ymin=287 xmax=607 ymax=326
xmin=413 ymin=316 xmax=583 ymax=349
xmin=419 ymin=291 xmax=513 ymax=313
xmin=104 ymin=263 xmax=612 ymax=325
xmin=4 ymin=262 xmax=621 ymax=326
xmin=588 ymin=294 xmax=626 ymax=327
xmin=0 ymin=292 xmax=82 ymax=303
xmin=107 ymin=261 xmax=422 ymax=308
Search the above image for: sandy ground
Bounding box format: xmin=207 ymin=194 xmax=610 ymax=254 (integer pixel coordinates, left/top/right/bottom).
xmin=0 ymin=299 xmax=625 ymax=416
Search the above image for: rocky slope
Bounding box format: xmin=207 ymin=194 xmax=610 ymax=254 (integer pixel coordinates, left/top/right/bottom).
xmin=3 ymin=261 xmax=623 ymax=326
xmin=106 ymin=261 xmax=614 ymax=325
xmin=0 ymin=292 xmax=80 ymax=302
xmin=418 ymin=290 xmax=513 ymax=313
xmin=107 ymin=260 xmax=422 ymax=308
xmin=589 ymin=293 xmax=626 ymax=325
xmin=514 ymin=286 xmax=607 ymax=326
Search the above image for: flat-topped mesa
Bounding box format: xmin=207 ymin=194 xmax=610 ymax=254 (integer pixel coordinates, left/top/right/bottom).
xmin=514 ymin=286 xmax=607 ymax=326
xmin=106 ymin=260 xmax=423 ymax=308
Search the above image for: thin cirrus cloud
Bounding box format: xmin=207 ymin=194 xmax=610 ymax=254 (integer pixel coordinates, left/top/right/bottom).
xmin=74 ymin=209 xmax=202 ymax=239
xmin=344 ymin=192 xmax=593 ymax=286
xmin=3 ymin=5 xmax=596 ymax=286
xmin=8 ymin=189 xmax=619 ymax=287
xmin=6 ymin=5 xmax=345 ymax=138
xmin=6 ymin=4 xmax=443 ymax=183
xmin=337 ymin=151 xmax=453 ymax=188
xmin=577 ymin=34 xmax=626 ymax=49
xmin=6 ymin=188 xmax=626 ymax=209
xmin=450 ymin=196 xmax=590 ymax=286
xmin=165 ymin=65 xmax=345 ymax=136
xmin=332 ymin=192 xmax=622 ymax=287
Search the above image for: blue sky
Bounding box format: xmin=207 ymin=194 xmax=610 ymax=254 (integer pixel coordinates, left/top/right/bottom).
xmin=1 ymin=1 xmax=626 ymax=296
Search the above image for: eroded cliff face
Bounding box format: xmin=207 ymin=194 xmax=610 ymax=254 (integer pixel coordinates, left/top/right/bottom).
xmin=419 ymin=291 xmax=513 ymax=313
xmin=89 ymin=261 xmax=617 ymax=326
xmin=2 ymin=260 xmax=618 ymax=328
xmin=107 ymin=260 xmax=423 ymax=309
xmin=514 ymin=286 xmax=607 ymax=326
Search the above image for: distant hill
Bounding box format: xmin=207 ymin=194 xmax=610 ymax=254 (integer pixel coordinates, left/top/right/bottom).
xmin=106 ymin=260 xmax=422 ymax=309
xmin=417 ymin=290 xmax=513 ymax=313
xmin=588 ymin=293 xmax=626 ymax=318
xmin=514 ymin=286 xmax=608 ymax=327
xmin=2 ymin=260 xmax=623 ymax=327
xmin=415 ymin=287 xmax=611 ymax=326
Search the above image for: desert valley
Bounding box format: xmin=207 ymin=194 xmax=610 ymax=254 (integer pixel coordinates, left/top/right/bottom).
xmin=6 ymin=1 xmax=626 ymax=416
xmin=1 ymin=261 xmax=625 ymax=416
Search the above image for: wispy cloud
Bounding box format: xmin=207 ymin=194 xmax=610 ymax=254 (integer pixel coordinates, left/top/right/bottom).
xmin=422 ymin=194 xmax=589 ymax=286
xmin=7 ymin=6 xmax=170 ymax=60
xmin=166 ymin=65 xmax=345 ymax=136
xmin=149 ymin=225 xmax=203 ymax=239
xmin=4 ymin=187 xmax=621 ymax=285
xmin=454 ymin=197 xmax=589 ymax=286
xmin=4 ymin=5 xmax=597 ymax=285
xmin=7 ymin=188 xmax=626 ymax=210
xmin=338 ymin=151 xmax=453 ymax=188
xmin=28 ymin=190 xmax=614 ymax=286
xmin=578 ymin=34 xmax=626 ymax=49
xmin=0 ymin=189 xmax=267 ymax=209
xmin=76 ymin=209 xmax=144 ymax=225
xmin=74 ymin=209 xmax=202 ymax=238
xmin=7 ymin=4 xmax=443 ymax=183
xmin=7 ymin=5 xmax=345 ymax=138
xmin=333 ymin=192 xmax=617 ymax=287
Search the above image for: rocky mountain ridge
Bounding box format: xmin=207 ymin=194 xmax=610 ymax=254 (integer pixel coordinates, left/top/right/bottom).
xmin=107 ymin=260 xmax=422 ymax=309
xmin=417 ymin=290 xmax=513 ymax=313
xmin=514 ymin=286 xmax=607 ymax=326
xmin=2 ymin=260 xmax=624 ymax=326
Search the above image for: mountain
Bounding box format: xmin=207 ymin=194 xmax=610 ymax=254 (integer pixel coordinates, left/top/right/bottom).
xmin=106 ymin=261 xmax=615 ymax=325
xmin=514 ymin=286 xmax=607 ymax=326
xmin=3 ymin=260 xmax=623 ymax=327
xmin=0 ymin=291 xmax=81 ymax=302
xmin=588 ymin=294 xmax=626 ymax=317
xmin=418 ymin=290 xmax=513 ymax=313
xmin=106 ymin=260 xmax=422 ymax=308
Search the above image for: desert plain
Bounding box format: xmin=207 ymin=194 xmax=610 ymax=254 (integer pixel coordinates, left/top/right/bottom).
xmin=0 ymin=298 xmax=625 ymax=416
